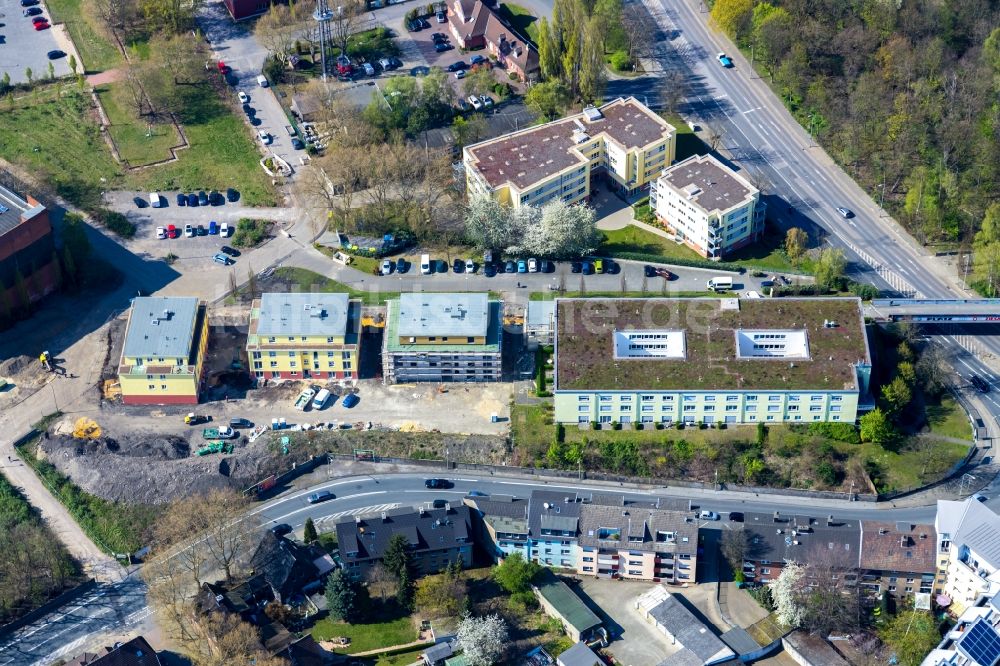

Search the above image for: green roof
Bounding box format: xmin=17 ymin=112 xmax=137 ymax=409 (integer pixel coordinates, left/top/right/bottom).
xmin=385 ymin=300 xmax=502 ymax=353
xmin=555 ymin=297 xmax=869 ymax=392
xmin=534 ymin=570 xmax=602 ymax=634
xmin=445 ymin=656 xmax=470 ymax=666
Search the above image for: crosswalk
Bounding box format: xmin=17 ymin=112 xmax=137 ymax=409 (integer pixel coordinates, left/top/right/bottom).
xmin=314 ymin=503 xmax=400 ymax=527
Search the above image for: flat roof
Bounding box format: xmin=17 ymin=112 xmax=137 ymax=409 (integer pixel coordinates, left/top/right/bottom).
xmin=555 ymin=297 xmax=869 ymax=392
xmin=658 ymin=154 xmax=756 ymax=214
xmin=254 ymin=293 xmax=351 ymax=337
xmin=527 ymin=300 xmax=556 ymax=328
xmin=397 ymin=292 xmax=489 ymax=338
xmin=533 ymin=570 xmax=602 ymax=635
xmin=122 ymin=297 xmax=200 ymax=359
xmin=466 ymin=97 xmax=675 ymax=191
xmin=0 ymin=184 xmax=31 ymax=236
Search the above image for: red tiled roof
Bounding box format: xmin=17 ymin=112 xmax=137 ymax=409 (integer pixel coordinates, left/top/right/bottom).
xmin=860 ymin=521 xmax=936 ymax=573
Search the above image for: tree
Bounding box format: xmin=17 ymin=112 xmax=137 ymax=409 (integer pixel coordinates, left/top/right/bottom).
xmin=710 ymin=0 xmax=753 ymax=44
xmin=452 ymin=114 xmax=489 ymax=150
xmin=772 ymin=562 xmax=806 ymax=628
xmin=325 ymin=569 xmax=357 ymax=621
xmin=536 ymin=17 xmax=562 ymax=80
xmin=860 ymin=408 xmax=894 ymax=444
xmin=330 ymin=0 xmax=364 ymax=55
xmin=255 ymin=3 xmax=301 ymax=65
xmin=462 ymin=67 xmax=495 ymax=98
xmin=784 ymin=227 xmax=807 ymax=263
xmin=525 ymin=80 xmax=569 ymax=121
xmin=138 ymin=0 xmax=202 ymax=33
xmin=797 ymin=552 xmax=861 ymax=636
xmin=578 ymin=17 xmax=607 ymax=103
xmin=619 ymin=1 xmax=652 ymax=66
xmin=457 ymin=614 xmax=508 ymax=666
xmin=415 ymin=562 xmax=467 ymax=618
xmin=814 ymin=248 xmax=846 ymax=290
xmin=720 ymin=528 xmax=748 ymax=573
xmin=520 ymin=200 xmax=601 ymax=258
xmin=659 ymin=69 xmax=687 ymax=114
xmin=465 ymin=196 xmax=515 ymax=251
xmin=492 ymin=552 xmax=540 ymax=594
xmin=121 ymin=65 xmax=147 ymax=118
xmin=25 ymin=68 xmax=33 ymax=87
xmin=881 ymin=375 xmax=912 ymax=415
xmin=383 ymin=533 xmax=414 ymax=607
xmin=303 ymin=517 xmax=318 ymax=544
xmin=879 ymin=609 xmax=943 ymax=666
xmin=68 ymin=55 xmax=77 ymax=75
xmin=366 ymin=563 xmax=398 ymax=602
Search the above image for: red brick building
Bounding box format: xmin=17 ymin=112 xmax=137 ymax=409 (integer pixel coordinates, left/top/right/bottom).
xmin=0 ymin=185 xmax=59 ymax=314
xmin=223 ymin=0 xmax=273 ymax=21
xmin=447 ymin=0 xmax=540 ymax=82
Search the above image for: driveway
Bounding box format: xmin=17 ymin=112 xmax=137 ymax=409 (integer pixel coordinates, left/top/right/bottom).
xmin=0 ymin=0 xmax=74 ymax=83
xmin=576 ymin=578 xmax=673 ymax=666
xmin=196 ymin=0 xmax=303 ymax=178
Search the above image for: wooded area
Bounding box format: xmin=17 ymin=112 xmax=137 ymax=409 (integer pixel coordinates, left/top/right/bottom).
xmin=710 ymin=0 xmax=1000 ymax=253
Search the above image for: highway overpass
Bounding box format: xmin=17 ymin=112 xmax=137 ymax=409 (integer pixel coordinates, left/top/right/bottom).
xmin=867 ymin=299 xmax=1000 ymax=323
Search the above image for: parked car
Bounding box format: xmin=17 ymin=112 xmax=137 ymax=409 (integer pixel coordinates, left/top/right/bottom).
xmin=528 ymin=258 xmax=538 ymax=272
xmin=23 ymin=7 xmax=43 ymax=16
xmin=270 ymin=523 xmax=293 ymax=536
xmin=210 ymin=190 xmax=224 ymax=205
xmin=517 ymin=259 xmax=527 ymax=273
xmin=156 ymin=226 xmax=166 ymax=240
xmin=465 ymin=258 xmax=476 ymax=273
xmin=187 ymin=192 xmax=198 ymax=206
xmin=226 ymin=188 xmax=239 ymax=202
xmin=657 ymin=268 xmax=675 ymax=280
xmin=47 ymin=49 xmax=65 ymax=60
xmin=419 ymin=17 xmax=431 ymax=28
xmin=184 ymin=224 xmax=194 ymax=238
xmin=728 ymin=512 xmax=744 ymax=522
xmin=836 ymin=206 xmax=854 ymax=218
xmin=971 ymin=375 xmax=991 ymax=393
xmin=433 ymin=33 xmax=449 ymax=44
xmin=33 ymin=20 xmax=49 ymax=29
xmin=381 ymin=259 xmax=393 ymax=275
xmin=447 ymin=61 xmax=466 ymax=72
xmin=229 ymin=417 xmax=253 ymax=428
xmin=541 ymin=260 xmax=555 ymax=273
xmin=20 ymin=0 xmax=39 ymax=6
xmin=484 ymin=263 xmax=496 ymax=277
xmin=213 ymin=253 xmax=233 ymax=265
xmin=237 ymin=91 xmax=249 ymax=104
xmin=699 ymin=510 xmax=720 ymax=521
xmin=378 ymin=58 xmax=392 ymax=71
xmin=479 ymin=95 xmax=494 ymax=108
xmin=258 ymin=130 xmax=272 ymax=145
xmin=307 ymin=491 xmax=335 ymax=504
xmin=717 ymin=52 xmax=733 ymax=67
xmin=221 ymin=245 xmax=240 ymax=257
xmin=571 ymin=261 xmax=582 ymax=273
xmin=581 ymin=261 xmax=594 ymax=274
xmin=175 ymin=193 xmax=186 ymax=206
xmin=457 ymin=99 xmax=471 ymax=112
xmin=467 ymin=490 xmax=488 ymax=497
xmin=196 ymin=225 xmax=207 ymax=236
xmin=453 ymin=258 xmax=465 ymax=273
xmin=454 ymin=70 xmax=466 ymax=79
xmin=208 ymin=220 xmax=219 ymax=235
xmin=406 ymin=18 xmax=420 ymax=31
xmin=341 ymin=393 xmax=359 ymax=408
xmin=436 ymin=10 xmax=446 ymax=22
xmin=389 ymin=56 xmax=403 ymax=69
xmin=198 ymin=191 xmax=209 ymax=206
xmin=291 ymin=137 xmax=305 ymax=150
xmin=32 ymin=16 xmax=48 ymax=24
xmin=505 ymin=260 xmax=516 ymax=273
xmin=220 ymin=222 xmax=230 ymax=236
xmin=470 ymin=55 xmax=487 ymax=65
xmin=468 ymin=95 xmax=483 ymax=110
xmin=432 ymin=498 xmax=448 ymax=508
xmin=133 ymin=196 xmax=148 ymax=208
xmin=166 ymin=224 xmax=177 ymax=238
xmin=644 ymin=265 xmax=657 ymax=277
xmin=424 ymin=478 xmax=453 ymax=489
xmin=434 ymin=42 xmax=453 ymax=52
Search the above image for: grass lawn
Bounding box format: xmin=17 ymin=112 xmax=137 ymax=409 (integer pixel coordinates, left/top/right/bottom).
xmin=925 ymin=395 xmax=973 ymax=441
xmin=270 ymin=267 xmax=400 ymax=305
xmin=845 ymin=439 xmax=970 ymax=493
xmin=498 ymin=3 xmax=539 ymax=44
xmin=95 ymin=83 xmax=182 ymax=166
xmin=724 ymin=222 xmax=814 ymax=274
xmin=311 ymin=616 xmax=417 ymax=654
xmin=599 ymin=225 xmax=703 ymax=263
xmin=0 ymin=90 xmax=124 ymax=208
xmin=45 ymin=0 xmax=123 ymax=73
xmin=374 ymin=647 xmax=430 ymax=665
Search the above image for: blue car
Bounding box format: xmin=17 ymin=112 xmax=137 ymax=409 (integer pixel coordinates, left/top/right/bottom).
xmin=187 ymin=193 xmax=198 ymax=207
xmin=341 ymin=393 xmax=359 ymax=408
xmin=505 ymin=260 xmax=515 ymax=273
xmin=208 ymin=220 xmax=219 ymax=235
xmin=176 ymin=193 xmax=186 ymax=206
xmin=717 ymin=52 xmax=733 ymax=68
xmin=517 ymin=259 xmax=527 ymax=273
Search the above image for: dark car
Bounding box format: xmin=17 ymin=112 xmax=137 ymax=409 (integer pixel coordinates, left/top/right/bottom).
xmin=453 ymin=258 xmax=464 ymax=273
xmin=47 ymin=49 xmax=65 ymax=60
xmin=447 ymin=61 xmax=466 ymax=72
xmin=494 ymin=262 xmax=506 ymax=274
xmin=23 ymin=6 xmax=42 ymax=15
xmin=396 ymin=257 xmax=407 ymax=273
xmin=196 ymin=225 xmax=207 ymax=236
xmin=226 ymin=188 xmax=239 ymax=202
xmin=571 ymin=261 xmax=582 ymax=273
xmin=541 ymin=260 xmax=555 ymax=273
xmin=221 ymin=245 xmax=241 ymax=257
xmin=436 ymin=259 xmax=449 ymax=273
xmin=341 ymin=393 xmax=359 ymax=408
xmin=605 ymin=259 xmax=619 ymax=274
xmin=242 ymin=103 xmax=253 ymax=116
xmin=133 ymin=196 xmax=148 ymax=208
xmin=728 ymin=512 xmax=744 ymax=522
xmin=457 ymin=99 xmax=471 ymax=112
xmin=581 ymin=261 xmax=594 ymax=275
xmin=176 ymin=193 xmax=186 ymax=206
xmin=270 ymin=523 xmax=293 ymax=536
xmin=406 ymin=19 xmax=420 ymax=31
xmin=187 ymin=192 xmax=198 ymax=206
xmin=644 ymin=265 xmax=657 ymax=277
xmin=470 ymin=55 xmax=487 ymax=65
xmin=433 ymin=34 xmax=448 ymax=44
xmin=197 ymin=190 xmax=209 ymax=206
xmin=484 ymin=263 xmax=496 ymax=277
xmin=432 ymin=499 xmax=448 ymax=509
xmin=434 ymin=42 xmax=452 ymax=52
xmin=292 ymin=138 xmax=305 ymax=150
xmin=209 ymin=190 xmax=223 ymax=206
xmin=307 ymin=490 xmax=335 ymax=504
xmin=20 ymin=0 xmax=39 ymax=6
xmin=971 ymin=375 xmax=991 ymax=393
xmin=424 ymin=478 xmax=453 ymax=489
xmin=389 ymin=56 xmax=403 ymax=68
xmin=505 ymin=260 xmax=516 ymax=273
xmin=229 ymin=417 xmax=253 ymax=429
xmin=467 ymin=490 xmax=488 ymax=497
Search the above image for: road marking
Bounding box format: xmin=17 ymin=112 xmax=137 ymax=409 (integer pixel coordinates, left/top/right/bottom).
xmin=314 ymin=503 xmax=400 ymax=525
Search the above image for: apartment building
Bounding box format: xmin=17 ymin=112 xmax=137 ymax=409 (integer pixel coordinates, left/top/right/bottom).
xmin=649 ymin=154 xmax=765 ymax=258
xmin=465 ymin=491 xmax=697 ymax=583
xmin=922 ymin=589 xmax=1000 ymax=666
xmin=859 ymin=520 xmax=937 ymax=600
xmin=247 ymin=293 xmax=361 ymax=381
xmin=335 ymin=505 xmax=473 ymax=580
xmin=382 ymin=292 xmax=502 ymax=383
xmin=936 ymin=498 xmax=1000 ymax=615
xmin=118 ymin=297 xmax=208 ymax=405
xmin=464 ymin=97 xmax=676 ymax=208
xmin=0 ymin=184 xmax=59 ymax=312
xmin=741 ymin=512 xmax=862 ymax=586
xmin=553 ymin=297 xmax=872 ymax=425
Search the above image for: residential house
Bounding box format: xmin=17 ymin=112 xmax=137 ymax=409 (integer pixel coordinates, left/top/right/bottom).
xmin=249 ymin=532 xmax=336 ymax=603
xmin=248 ymin=292 xmax=362 ymax=381
xmin=64 ymin=636 xmax=162 ymax=666
xmin=859 ymin=520 xmax=937 ymax=600
xmin=422 ymin=640 xmax=459 ymax=666
xmin=201 ymin=574 xmax=272 ymax=621
xmin=634 ymin=586 xmax=735 ymax=665
xmin=118 ymin=296 xmax=208 ymax=405
xmin=922 ymin=589 xmax=1000 ymax=666
xmin=649 ymin=154 xmax=764 ymax=258
xmin=0 ymin=184 xmax=59 ymax=312
xmin=740 ymin=512 xmax=862 ymax=586
xmin=382 ymin=293 xmax=502 ymax=383
xmin=446 ymin=0 xmax=539 ymax=81
xmin=463 ymin=493 xmax=532 ymax=560
xmin=781 ymin=630 xmax=850 ymax=666
xmin=533 ymin=569 xmax=604 ymax=643
xmin=336 ymin=505 xmax=474 ymax=580
xmin=553 ymin=297 xmax=872 ymax=426
xmin=936 ymin=498 xmax=1000 ymax=614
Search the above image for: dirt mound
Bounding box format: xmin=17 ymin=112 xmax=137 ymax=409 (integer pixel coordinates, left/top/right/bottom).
xmin=0 ymin=355 xmax=33 ymax=375
xmin=47 ymin=434 xmax=190 ymax=461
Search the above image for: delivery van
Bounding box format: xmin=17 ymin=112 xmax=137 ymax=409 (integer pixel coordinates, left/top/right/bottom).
xmin=257 ymin=75 xmax=269 ymax=87
xmin=149 ymin=192 xmax=162 ymax=208
xmin=707 ymin=276 xmax=733 ymax=292
xmin=312 ymin=388 xmax=331 ymax=410
xmin=420 ymin=254 xmax=431 ymax=274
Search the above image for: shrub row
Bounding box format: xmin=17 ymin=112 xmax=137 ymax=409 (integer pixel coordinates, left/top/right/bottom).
xmin=90 ymin=208 xmax=136 ymax=239
xmin=607 ymin=251 xmax=745 ymax=273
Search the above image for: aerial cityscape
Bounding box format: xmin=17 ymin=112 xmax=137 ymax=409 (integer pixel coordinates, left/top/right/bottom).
xmin=0 ymin=0 xmax=999 ymax=664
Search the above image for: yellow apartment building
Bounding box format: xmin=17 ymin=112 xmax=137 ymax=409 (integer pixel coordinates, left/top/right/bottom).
xmin=464 ymin=97 xmax=676 ymax=208
xmin=247 ymin=292 xmax=362 ymax=381
xmin=118 ymin=296 xmax=208 ymax=405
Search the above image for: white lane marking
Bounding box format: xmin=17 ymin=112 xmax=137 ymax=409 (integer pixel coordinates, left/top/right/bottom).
xmin=265 ymin=490 xmax=387 ymax=522
xmin=314 ymin=503 xmax=400 ymax=525
xmin=0 ymin=589 xmax=110 ymax=648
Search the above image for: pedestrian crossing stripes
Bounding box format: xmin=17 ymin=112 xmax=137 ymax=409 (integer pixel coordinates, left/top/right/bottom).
xmin=314 ymin=504 xmax=400 ymax=526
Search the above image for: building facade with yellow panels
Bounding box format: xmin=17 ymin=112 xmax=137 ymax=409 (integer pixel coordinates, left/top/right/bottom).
xmin=247 ymin=293 xmax=361 ymax=381
xmin=464 ymin=97 xmax=675 ymax=209
xmin=118 ymin=296 xmax=208 ymax=405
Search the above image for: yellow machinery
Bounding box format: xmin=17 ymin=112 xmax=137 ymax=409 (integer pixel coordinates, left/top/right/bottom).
xmin=72 ymin=417 xmax=101 ymax=439
xmin=361 ymin=314 xmax=386 ymax=328
xmin=102 ymin=379 xmax=121 ymax=400
xmin=503 ymin=314 xmax=524 ymax=326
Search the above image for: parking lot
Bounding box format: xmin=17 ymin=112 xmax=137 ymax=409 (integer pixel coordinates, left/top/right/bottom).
xmin=0 ymin=0 xmax=75 ymax=83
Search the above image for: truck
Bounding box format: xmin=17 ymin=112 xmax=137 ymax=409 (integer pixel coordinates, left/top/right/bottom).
xmin=196 ymin=441 xmax=234 ymax=456
xmin=184 ymin=413 xmax=210 ymax=425
xmin=294 ymin=387 xmax=316 ymax=410
xmin=202 ymin=426 xmax=236 ymax=439
xmin=707 ymin=276 xmax=733 ymax=292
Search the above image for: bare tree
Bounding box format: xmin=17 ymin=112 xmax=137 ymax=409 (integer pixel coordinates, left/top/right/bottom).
xmin=121 ymin=65 xmax=147 ymax=118
xmin=620 ymin=1 xmax=654 ymax=65
xmin=367 ymin=562 xmax=398 ymax=602
xmin=720 ymin=527 xmax=748 ymax=572
xmin=329 ymin=0 xmax=366 ymax=55
xmin=797 ymin=546 xmax=862 ymax=636
xmin=255 ymin=4 xmax=301 ymax=64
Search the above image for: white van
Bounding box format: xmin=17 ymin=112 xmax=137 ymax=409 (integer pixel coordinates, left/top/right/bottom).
xmin=256 ymin=74 xmax=269 ymax=87
xmin=149 ymin=192 xmax=162 ymax=208
xmin=420 ymin=254 xmax=431 ymax=275
xmin=312 ymin=388 xmax=331 ymax=410
xmin=707 ymin=276 xmax=733 ymax=292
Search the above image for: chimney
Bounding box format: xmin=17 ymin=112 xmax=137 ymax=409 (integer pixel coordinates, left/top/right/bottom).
xmin=381 ymin=511 xmax=388 ymax=522
xmin=445 ymin=502 xmax=451 ymax=512
xmin=355 ymin=515 xmax=362 ymax=524
xmin=419 ymin=506 xmax=426 ymax=515
xmin=827 ymin=515 xmax=835 ymax=526
xmin=773 ymin=511 xmax=780 ymax=522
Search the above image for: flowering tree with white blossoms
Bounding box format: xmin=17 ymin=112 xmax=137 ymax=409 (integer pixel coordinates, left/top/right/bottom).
xmin=772 ymin=561 xmax=805 ymax=628
xmin=457 ymin=613 xmax=509 ymax=666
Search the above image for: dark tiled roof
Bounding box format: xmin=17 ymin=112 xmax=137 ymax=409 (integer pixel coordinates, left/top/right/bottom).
xmin=336 ymin=505 xmax=472 ymax=562
xmin=250 ymin=533 xmax=321 ymax=601
xmin=202 ymin=574 xmax=272 ymax=615
xmin=743 ymin=512 xmax=861 ymax=567
xmin=286 ymin=635 xmax=331 ymax=666
xmin=64 ymin=636 xmax=161 ymax=666
xmin=859 ymin=521 xmax=936 ymax=574
xmin=528 ymin=491 xmax=584 ymax=539
xmin=576 ymin=503 xmax=696 ymax=554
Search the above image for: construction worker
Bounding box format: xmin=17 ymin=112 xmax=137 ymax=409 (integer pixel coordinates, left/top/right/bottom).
xmin=39 ymin=351 xmax=50 ymax=371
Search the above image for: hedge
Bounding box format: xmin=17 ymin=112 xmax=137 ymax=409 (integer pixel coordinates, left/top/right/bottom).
xmin=607 ymin=251 xmax=745 ymax=273
xmin=90 ymin=208 xmax=136 ymax=239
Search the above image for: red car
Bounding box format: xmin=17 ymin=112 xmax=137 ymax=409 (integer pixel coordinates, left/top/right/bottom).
xmin=33 ymin=20 xmax=50 ymax=30
xmin=166 ymin=224 xmax=177 ymax=238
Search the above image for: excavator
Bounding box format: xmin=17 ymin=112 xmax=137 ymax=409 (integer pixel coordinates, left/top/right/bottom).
xmin=72 ymin=417 xmax=101 ymax=439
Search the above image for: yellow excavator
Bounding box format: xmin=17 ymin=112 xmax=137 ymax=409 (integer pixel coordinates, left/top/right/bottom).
xmin=72 ymin=417 xmax=101 ymax=440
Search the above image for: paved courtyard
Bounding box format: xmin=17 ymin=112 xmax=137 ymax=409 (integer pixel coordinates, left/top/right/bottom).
xmin=577 ymin=578 xmax=674 ymax=666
